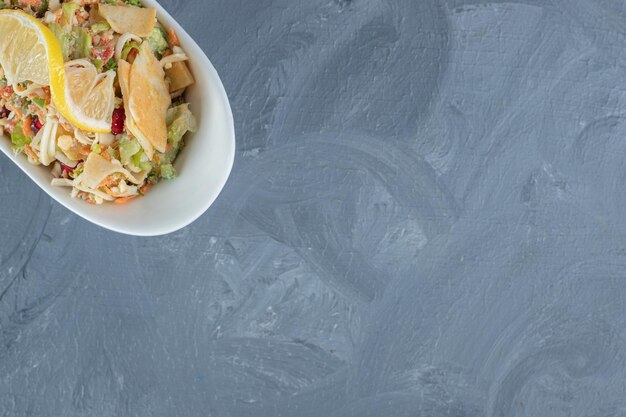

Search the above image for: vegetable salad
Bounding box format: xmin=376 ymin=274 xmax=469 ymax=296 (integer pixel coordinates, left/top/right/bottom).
xmin=0 ymin=0 xmax=196 ymax=204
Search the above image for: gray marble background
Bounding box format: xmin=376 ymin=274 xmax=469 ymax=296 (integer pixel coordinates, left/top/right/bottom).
xmin=2 ymin=0 xmax=626 ymax=416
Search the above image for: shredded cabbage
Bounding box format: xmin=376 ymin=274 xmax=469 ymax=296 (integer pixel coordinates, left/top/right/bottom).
xmin=51 ymin=178 xmax=74 ymax=187
xmin=39 ymin=117 xmax=59 ymax=166
xmin=73 ymin=128 xmax=94 ymax=145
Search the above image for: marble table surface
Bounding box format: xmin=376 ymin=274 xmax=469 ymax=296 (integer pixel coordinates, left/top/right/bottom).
xmin=2 ymin=0 xmax=626 ymax=416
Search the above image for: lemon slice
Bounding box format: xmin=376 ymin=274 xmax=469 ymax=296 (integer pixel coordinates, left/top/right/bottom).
xmin=62 ymin=60 xmax=116 ymax=134
xmin=0 ymin=10 xmax=114 ymax=133
xmin=0 ymin=9 xmax=61 ymax=86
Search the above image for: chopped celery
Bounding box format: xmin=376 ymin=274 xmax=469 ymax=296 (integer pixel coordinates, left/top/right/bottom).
xmin=121 ymin=41 xmax=140 ymax=60
xmin=91 ymin=58 xmax=104 ymax=69
xmin=74 ymin=27 xmax=92 ymax=59
xmin=119 ymin=137 xmax=151 ymax=171
xmin=90 ymin=22 xmax=111 ymax=34
xmin=119 ymin=137 xmax=141 ymax=166
xmin=48 ymin=23 xmax=73 ymax=61
xmin=131 ymin=151 xmax=151 ymax=171
xmin=159 ymin=164 xmax=176 ymax=180
xmin=32 ymin=97 xmax=46 ymax=108
xmin=166 ymin=103 xmax=197 ymax=147
xmin=145 ymin=27 xmax=168 ymax=58
xmin=158 ymin=147 xmax=177 ymax=166
xmin=11 ymin=124 xmax=30 ymax=149
xmin=69 ymin=164 xmax=83 ymax=179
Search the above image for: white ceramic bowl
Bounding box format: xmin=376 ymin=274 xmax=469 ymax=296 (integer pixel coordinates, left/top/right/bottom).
xmin=0 ymin=0 xmax=235 ymax=236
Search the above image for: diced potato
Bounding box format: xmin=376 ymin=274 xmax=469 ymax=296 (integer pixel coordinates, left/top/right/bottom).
xmin=165 ymin=61 xmax=194 ymax=92
xmin=98 ymin=4 xmax=156 ymax=37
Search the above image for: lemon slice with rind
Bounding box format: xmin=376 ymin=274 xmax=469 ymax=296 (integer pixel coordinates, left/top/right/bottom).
xmin=0 ymin=10 xmax=114 ymax=133
xmin=63 ymin=60 xmax=116 ymax=134
xmin=0 ymin=9 xmax=61 ymax=86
